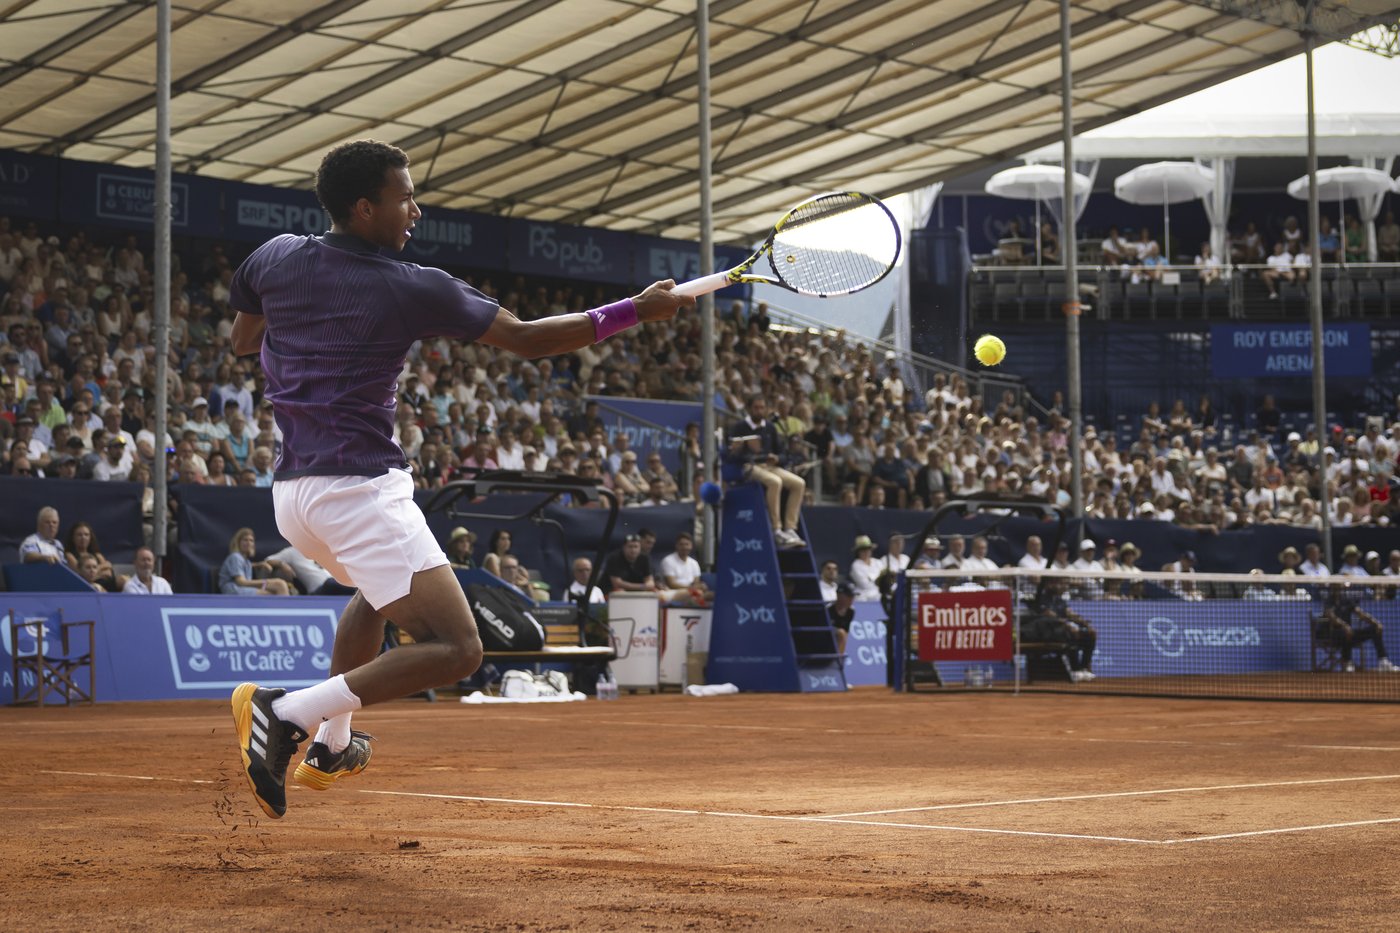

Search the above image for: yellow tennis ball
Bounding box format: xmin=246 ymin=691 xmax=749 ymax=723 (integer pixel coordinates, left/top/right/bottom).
xmin=974 ymin=334 xmax=1006 ymax=367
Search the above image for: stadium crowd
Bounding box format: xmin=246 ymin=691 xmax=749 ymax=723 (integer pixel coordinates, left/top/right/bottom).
xmin=1 ymin=214 xmax=1398 ymax=595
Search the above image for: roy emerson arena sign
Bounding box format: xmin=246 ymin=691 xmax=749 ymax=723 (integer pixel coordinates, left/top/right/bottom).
xmin=1211 ymin=323 xmax=1371 ymax=378
xmin=917 ymin=590 xmax=1014 ymax=662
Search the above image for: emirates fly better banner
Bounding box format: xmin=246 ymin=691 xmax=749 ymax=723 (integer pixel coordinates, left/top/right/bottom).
xmin=917 ymin=590 xmax=1014 ymax=662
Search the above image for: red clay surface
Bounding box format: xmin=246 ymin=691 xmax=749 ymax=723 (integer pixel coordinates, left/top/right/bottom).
xmin=3 ymin=690 xmax=1399 ymax=931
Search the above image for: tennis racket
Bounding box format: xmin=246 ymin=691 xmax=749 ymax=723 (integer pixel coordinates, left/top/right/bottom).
xmin=673 ymin=191 xmax=901 ymax=299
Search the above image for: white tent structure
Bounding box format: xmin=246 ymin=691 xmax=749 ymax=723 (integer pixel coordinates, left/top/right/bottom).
xmin=984 ymin=164 xmax=1093 ymax=265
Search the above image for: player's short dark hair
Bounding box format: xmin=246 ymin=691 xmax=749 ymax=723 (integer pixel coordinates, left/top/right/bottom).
xmin=315 ymin=140 xmax=410 ymax=225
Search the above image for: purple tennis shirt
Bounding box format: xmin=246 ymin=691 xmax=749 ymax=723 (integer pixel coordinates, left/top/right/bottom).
xmin=229 ymin=232 xmax=498 ymax=478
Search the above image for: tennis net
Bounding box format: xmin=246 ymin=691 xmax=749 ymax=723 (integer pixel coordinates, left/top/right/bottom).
xmin=892 ymin=568 xmax=1400 ymax=703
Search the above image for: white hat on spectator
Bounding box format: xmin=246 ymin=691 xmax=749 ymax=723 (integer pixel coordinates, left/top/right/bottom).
xmin=1287 ymin=431 xmax=1301 ymax=442
xmin=1139 ymin=502 xmax=1156 ymax=514
xmin=192 ymin=396 xmax=208 ymax=408
xmin=1079 ymin=539 xmax=1096 ymax=551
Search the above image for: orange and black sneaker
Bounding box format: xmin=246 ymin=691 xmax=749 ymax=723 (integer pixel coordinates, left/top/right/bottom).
xmin=293 ymin=731 xmax=374 ymax=791
xmin=230 ymin=682 xmax=307 ymax=819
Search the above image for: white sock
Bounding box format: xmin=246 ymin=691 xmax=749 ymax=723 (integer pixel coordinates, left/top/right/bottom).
xmin=271 ymin=674 xmax=361 ymax=734
xmin=314 ymin=713 xmax=353 ymax=755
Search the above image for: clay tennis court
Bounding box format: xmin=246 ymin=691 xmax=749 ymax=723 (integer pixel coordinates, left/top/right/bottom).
xmin=4 ymin=691 xmax=1398 ymax=930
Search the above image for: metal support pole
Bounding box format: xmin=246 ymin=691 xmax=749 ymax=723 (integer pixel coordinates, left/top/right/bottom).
xmin=1305 ymin=30 xmax=1331 ymax=562
xmin=1060 ymin=0 xmax=1083 ymax=519
xmin=697 ymin=0 xmax=718 ymax=569
xmin=152 ymin=0 xmax=172 ymax=557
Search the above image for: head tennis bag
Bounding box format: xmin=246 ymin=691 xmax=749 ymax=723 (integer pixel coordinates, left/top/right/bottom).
xmin=466 ymin=583 xmax=546 ymax=652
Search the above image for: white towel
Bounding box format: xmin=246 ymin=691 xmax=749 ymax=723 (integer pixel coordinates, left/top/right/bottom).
xmin=460 ymin=690 xmax=587 ymax=704
xmin=684 ymin=683 xmax=739 ymax=697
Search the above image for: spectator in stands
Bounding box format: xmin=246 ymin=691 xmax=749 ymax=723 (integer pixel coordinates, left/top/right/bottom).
xmin=819 ymin=559 xmax=841 ymax=603
xmin=1378 ymin=211 xmax=1400 ymax=262
xmin=92 ymin=435 xmax=133 ymax=482
xmin=566 ymin=556 xmax=607 ymax=605
xmin=941 ymin=534 xmax=966 ymax=569
xmin=1231 ymin=221 xmax=1265 ymax=263
xmin=20 ymin=506 xmax=64 ymax=563
xmin=1338 ymin=544 xmax=1369 ymax=577
xmin=828 ymin=583 xmax=855 ymax=659
xmin=659 ymin=532 xmax=709 ymax=605
xmin=1301 ymin=542 xmax=1329 ymax=576
xmin=1262 ymin=242 xmax=1295 ymax=299
xmin=877 ymin=532 xmax=911 ymax=578
xmin=1344 ymin=215 xmax=1367 ymax=264
xmin=1162 ymin=549 xmax=1204 ymax=601
xmin=604 ymin=533 xmax=656 ymax=594
xmin=870 ymin=443 xmax=910 ymax=508
xmin=1317 ymin=216 xmax=1340 ymax=262
xmin=849 ymin=535 xmax=880 ymax=600
xmin=1018 ymin=535 xmax=1047 ymax=569
xmin=123 ymin=545 xmax=172 ymax=595
xmin=641 ymin=452 xmax=679 ymax=501
xmin=726 ymin=395 xmax=806 ymax=547
xmin=65 ymin=520 xmax=121 ymax=591
xmin=1138 ymin=242 xmax=1168 ymax=283
xmin=76 ymin=553 xmax=107 ymax=592
xmin=1101 ymin=226 xmax=1130 ymax=265
xmin=1318 ymin=584 xmax=1399 ymax=673
xmin=1293 ymin=242 xmax=1312 ymax=283
xmin=445 ymin=527 xmax=476 ymax=569
xmin=637 ymin=476 xmax=671 ymax=508
xmin=961 ymin=536 xmax=998 ymax=574
xmin=912 ymin=537 xmax=943 ymax=570
xmin=1038 ymin=222 xmax=1060 ymax=265
xmin=218 ymin=527 xmax=291 ymax=596
xmin=1194 ymin=242 xmax=1223 ymax=286
xmin=266 ymin=544 xmax=355 ymax=596
xmin=481 ymin=529 xmax=515 ymax=578
xmin=1364 ymin=551 xmax=1383 ymax=577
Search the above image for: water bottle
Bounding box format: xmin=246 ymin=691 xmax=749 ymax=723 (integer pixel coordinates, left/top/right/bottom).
xmin=607 ymin=672 xmax=620 ymax=700
xmin=596 ymin=673 xmax=609 ymax=700
xmin=983 ymin=665 xmax=995 ymax=689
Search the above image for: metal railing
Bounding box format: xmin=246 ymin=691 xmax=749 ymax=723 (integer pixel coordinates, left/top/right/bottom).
xmin=971 ymin=261 xmax=1400 ymax=322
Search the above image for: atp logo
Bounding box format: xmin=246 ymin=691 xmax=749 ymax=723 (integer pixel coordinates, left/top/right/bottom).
xmin=737 ymin=605 xmax=777 ymax=626
xmin=1147 ymin=616 xmax=1184 ymax=658
xmin=731 ymin=569 xmax=768 ymax=588
xmin=734 ymin=538 xmax=764 ymax=553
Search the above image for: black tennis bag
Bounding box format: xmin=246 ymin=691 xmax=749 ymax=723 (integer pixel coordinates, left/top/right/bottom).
xmin=466 ymin=583 xmax=546 ymax=651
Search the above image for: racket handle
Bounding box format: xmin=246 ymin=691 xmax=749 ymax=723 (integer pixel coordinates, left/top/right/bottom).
xmin=672 ymin=271 xmax=733 ymax=298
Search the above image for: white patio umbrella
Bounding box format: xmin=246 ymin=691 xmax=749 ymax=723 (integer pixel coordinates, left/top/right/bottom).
xmin=985 ymin=164 xmax=1092 ymax=265
xmin=1113 ymin=161 xmax=1213 ymax=261
xmin=1287 ymin=166 xmax=1394 ymax=262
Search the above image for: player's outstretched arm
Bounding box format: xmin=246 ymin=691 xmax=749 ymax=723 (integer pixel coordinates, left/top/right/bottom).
xmin=478 ymin=280 xmax=694 ymax=360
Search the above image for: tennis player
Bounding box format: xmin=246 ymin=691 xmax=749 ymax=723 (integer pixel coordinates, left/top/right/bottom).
xmin=228 ymin=139 xmax=693 ymax=818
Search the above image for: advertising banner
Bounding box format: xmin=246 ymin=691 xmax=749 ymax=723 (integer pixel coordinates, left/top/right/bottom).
xmin=588 ymin=395 xmax=698 ymax=475
xmin=0 ymin=149 xmax=58 ymax=221
xmin=917 ymin=589 xmax=1014 ymax=662
xmin=843 ymin=601 xmax=889 ymax=687
xmin=401 ymin=208 xmax=508 ymax=272
xmin=223 ymin=180 xmax=330 ymax=243
xmin=1210 ymin=323 xmax=1371 ymax=378
xmin=58 ymin=158 xmax=222 ymax=237
xmin=607 ymin=592 xmax=659 ymax=691
xmin=632 ymin=236 xmax=751 ymax=300
xmin=659 ymin=606 xmax=711 ymax=687
xmin=508 ymin=219 xmax=635 ymax=284
xmin=0 ymin=595 xmax=350 ymax=704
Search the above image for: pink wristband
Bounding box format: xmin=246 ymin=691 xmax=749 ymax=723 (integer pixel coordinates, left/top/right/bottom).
xmin=586 ymin=299 xmax=638 ymax=342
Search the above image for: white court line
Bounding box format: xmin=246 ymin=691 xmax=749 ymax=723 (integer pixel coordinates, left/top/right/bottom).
xmin=360 ymin=789 xmax=1156 ymax=844
xmin=818 ymin=773 xmax=1400 ymax=819
xmin=41 ymin=769 xmax=213 ymax=784
xmin=1162 ymin=817 xmax=1400 ymax=843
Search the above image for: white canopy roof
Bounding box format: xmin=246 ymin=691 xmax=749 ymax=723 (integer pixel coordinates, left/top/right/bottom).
xmin=0 ymin=0 xmax=1371 ymax=245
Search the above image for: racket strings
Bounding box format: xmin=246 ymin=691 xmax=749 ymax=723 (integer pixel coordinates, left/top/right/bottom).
xmin=769 ymin=194 xmax=899 ymax=296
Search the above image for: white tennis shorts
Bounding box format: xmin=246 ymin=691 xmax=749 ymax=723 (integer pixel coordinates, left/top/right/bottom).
xmin=272 ymin=469 xmax=446 ymax=610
